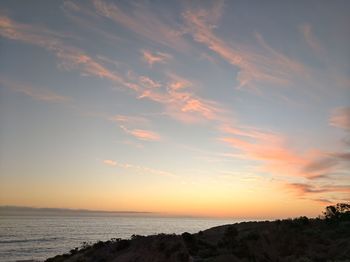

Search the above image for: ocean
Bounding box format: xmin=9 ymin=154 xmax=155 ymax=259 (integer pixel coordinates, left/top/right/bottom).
xmin=0 ymin=214 xmax=239 ymax=262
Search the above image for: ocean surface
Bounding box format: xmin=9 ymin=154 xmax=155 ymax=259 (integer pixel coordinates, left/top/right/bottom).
xmin=0 ymin=214 xmax=240 ymax=262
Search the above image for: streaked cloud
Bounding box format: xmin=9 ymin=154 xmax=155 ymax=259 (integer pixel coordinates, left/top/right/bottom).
xmin=108 ymin=114 xmax=149 ymax=126
xmin=141 ymin=50 xmax=172 ymax=66
xmin=136 ymin=73 xmax=222 ymax=123
xmin=0 ymin=14 xmax=140 ymax=92
xmin=182 ymin=4 xmax=309 ymax=90
xmin=103 ymin=159 xmax=117 ymax=166
xmin=0 ymin=14 xmax=223 ymax=126
xmin=139 ymin=76 xmax=161 ymax=89
xmin=102 ymin=159 xmax=176 ymax=178
xmin=92 ymin=0 xmax=190 ymax=51
xmin=120 ymin=126 xmax=161 ymax=141
xmin=219 ymin=124 xmax=349 ymax=180
xmin=0 ymin=77 xmax=70 ymax=103
xmin=285 ymin=182 xmax=350 ymax=203
xmin=330 ymin=106 xmax=350 ymax=130
xmin=300 ymin=24 xmax=323 ymax=54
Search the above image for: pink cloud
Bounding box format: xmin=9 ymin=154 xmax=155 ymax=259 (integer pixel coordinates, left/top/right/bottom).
xmin=329 ymin=106 xmax=350 ymax=130
xmin=141 ymin=50 xmax=172 ymax=66
xmin=139 ymin=76 xmax=161 ymax=89
xmin=0 ymin=14 xmax=223 ymax=125
xmin=182 ymin=5 xmax=309 ymax=90
xmin=135 ymin=73 xmax=222 ymax=124
xmin=300 ymin=24 xmax=323 ymax=54
xmin=92 ymin=0 xmax=190 ymax=51
xmin=108 ymin=115 xmax=149 ymax=126
xmin=219 ymin=124 xmax=345 ymax=179
xmin=0 ymin=15 xmax=141 ymax=93
xmin=120 ymin=126 xmax=161 ymax=141
xmin=284 ymin=182 xmax=350 ymax=204
xmin=103 ymin=159 xmax=117 ymax=166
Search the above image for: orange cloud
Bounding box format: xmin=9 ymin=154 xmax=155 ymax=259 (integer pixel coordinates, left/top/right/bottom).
xmin=120 ymin=126 xmax=161 ymax=141
xmin=219 ymin=124 xmax=346 ymax=179
xmin=141 ymin=50 xmax=172 ymax=66
xmin=329 ymin=106 xmax=350 ymax=130
xmin=103 ymin=159 xmax=117 ymax=166
xmin=129 ymin=129 xmax=161 ymax=141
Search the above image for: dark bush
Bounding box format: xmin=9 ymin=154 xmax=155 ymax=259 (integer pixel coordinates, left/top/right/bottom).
xmin=224 ymin=225 xmax=238 ymax=238
xmin=114 ymin=239 xmax=130 ymax=251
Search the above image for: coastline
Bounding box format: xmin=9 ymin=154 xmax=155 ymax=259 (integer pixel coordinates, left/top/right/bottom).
xmin=43 ymin=217 xmax=350 ymax=262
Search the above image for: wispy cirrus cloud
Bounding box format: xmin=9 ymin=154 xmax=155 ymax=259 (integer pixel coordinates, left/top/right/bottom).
xmin=182 ymin=3 xmax=310 ymax=91
xmin=0 ymin=14 xmax=224 ymax=126
xmin=139 ymin=76 xmax=161 ymax=89
xmin=300 ymin=24 xmax=323 ymax=54
xmin=330 ymin=106 xmax=350 ymax=131
xmin=0 ymin=77 xmax=70 ymax=103
xmin=106 ymin=114 xmax=160 ymax=141
xmin=219 ymin=119 xmax=350 ymax=204
xmin=141 ymin=50 xmax=172 ymax=66
xmin=219 ymin=124 xmax=349 ymax=180
xmin=284 ymin=182 xmax=350 ymax=204
xmin=120 ymin=126 xmax=161 ymax=141
xmin=108 ymin=114 xmax=149 ymax=126
xmin=92 ymin=0 xmax=190 ymax=51
xmin=0 ymin=14 xmax=140 ymax=92
xmin=137 ymin=73 xmax=223 ymax=123
xmin=220 ymin=126 xmax=309 ymax=177
xmin=103 ymin=159 xmax=176 ymax=178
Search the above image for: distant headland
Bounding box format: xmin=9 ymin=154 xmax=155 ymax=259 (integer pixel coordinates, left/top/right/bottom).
xmin=0 ymin=206 xmax=153 ymax=217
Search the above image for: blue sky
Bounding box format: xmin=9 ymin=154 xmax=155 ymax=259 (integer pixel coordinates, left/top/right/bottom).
xmin=0 ymin=0 xmax=349 ymax=217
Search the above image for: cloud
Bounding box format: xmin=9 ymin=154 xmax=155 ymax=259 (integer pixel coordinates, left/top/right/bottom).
xmin=141 ymin=50 xmax=172 ymax=66
xmin=302 ymin=157 xmax=338 ymax=174
xmin=102 ymin=159 xmax=176 ymax=178
xmin=285 ymin=182 xmax=350 ymax=203
xmin=300 ymin=24 xmax=323 ymax=54
xmin=103 ymin=159 xmax=117 ymax=166
xmin=0 ymin=14 xmax=223 ymax=125
xmin=0 ymin=77 xmax=70 ymax=103
xmin=136 ymin=73 xmax=223 ymax=124
xmin=182 ymin=4 xmax=309 ymax=90
xmin=0 ymin=14 xmax=141 ymax=93
xmin=92 ymin=0 xmax=190 ymax=51
xmin=139 ymin=76 xmax=161 ymax=89
xmin=220 ymin=125 xmax=307 ymax=175
xmin=108 ymin=114 xmax=149 ymax=126
xmin=107 ymin=114 xmax=160 ymax=142
xmin=219 ymin=124 xmax=350 ymax=180
xmin=120 ymin=126 xmax=161 ymax=141
xmin=330 ymin=106 xmax=350 ymax=131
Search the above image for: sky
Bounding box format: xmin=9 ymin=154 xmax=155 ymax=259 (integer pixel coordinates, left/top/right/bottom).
xmin=0 ymin=0 xmax=349 ymax=218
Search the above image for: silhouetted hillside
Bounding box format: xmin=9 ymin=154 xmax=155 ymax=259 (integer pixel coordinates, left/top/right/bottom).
xmin=46 ymin=204 xmax=350 ymax=262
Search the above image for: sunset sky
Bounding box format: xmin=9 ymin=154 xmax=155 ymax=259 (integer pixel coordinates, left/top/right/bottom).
xmin=0 ymin=0 xmax=349 ymax=218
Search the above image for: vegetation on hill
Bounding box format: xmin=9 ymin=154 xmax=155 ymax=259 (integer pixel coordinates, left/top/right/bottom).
xmin=46 ymin=203 xmax=350 ymax=262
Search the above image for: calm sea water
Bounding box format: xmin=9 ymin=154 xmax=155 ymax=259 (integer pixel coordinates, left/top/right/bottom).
xmin=0 ymin=215 xmax=239 ymax=262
